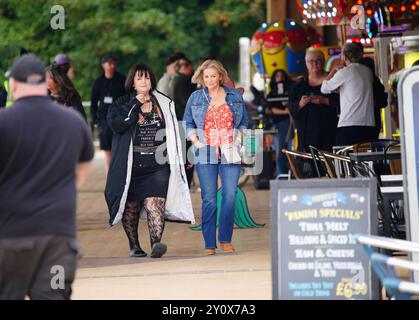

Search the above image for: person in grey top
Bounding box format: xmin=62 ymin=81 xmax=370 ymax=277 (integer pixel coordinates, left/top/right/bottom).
xmin=321 ymin=43 xmax=375 ymax=145
xmin=157 ymin=52 xmax=185 ymax=97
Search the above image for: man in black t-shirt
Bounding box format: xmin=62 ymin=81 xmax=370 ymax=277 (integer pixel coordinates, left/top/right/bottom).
xmin=0 ymin=54 xmax=94 ymax=300
xmin=91 ymin=53 xmax=126 ymax=173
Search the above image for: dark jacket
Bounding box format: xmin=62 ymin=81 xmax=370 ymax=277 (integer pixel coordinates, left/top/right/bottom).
xmin=91 ymin=72 xmax=126 ymax=123
xmin=50 ymin=90 xmax=87 ymax=121
xmin=105 ymin=92 xmax=141 ymax=225
xmin=104 ymin=90 xmax=195 ymax=226
xmin=170 ymin=72 xmax=196 ymax=120
xmin=289 ymin=76 xmax=339 ymax=152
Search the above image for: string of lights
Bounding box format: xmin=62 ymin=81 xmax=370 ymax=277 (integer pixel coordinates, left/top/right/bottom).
xmin=297 ymin=0 xmax=419 ymax=26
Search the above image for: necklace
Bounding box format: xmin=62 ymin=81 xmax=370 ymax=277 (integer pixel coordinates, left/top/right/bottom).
xmin=141 ymin=100 xmax=152 ymax=113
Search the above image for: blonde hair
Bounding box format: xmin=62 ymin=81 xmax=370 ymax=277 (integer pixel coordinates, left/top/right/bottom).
xmin=305 ymin=47 xmax=325 ymax=64
xmin=191 ymin=59 xmax=229 ymax=87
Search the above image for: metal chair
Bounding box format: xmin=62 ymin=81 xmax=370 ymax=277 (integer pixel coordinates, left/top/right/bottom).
xmin=333 ymin=145 xmax=354 ymax=177
xmin=322 ymin=150 xmax=351 ymax=178
xmin=281 ymin=149 xmax=312 ymax=180
xmin=308 ymin=145 xmax=333 ymax=178
xmin=384 ymin=142 xmax=402 ymax=175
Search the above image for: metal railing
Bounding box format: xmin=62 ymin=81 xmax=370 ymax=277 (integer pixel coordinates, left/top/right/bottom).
xmin=355 ymin=234 xmax=419 ymax=299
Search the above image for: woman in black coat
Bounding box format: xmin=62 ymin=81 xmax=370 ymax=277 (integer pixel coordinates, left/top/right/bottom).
xmin=289 ymin=48 xmax=339 ymax=177
xmin=105 ymin=64 xmax=194 ymax=259
xmin=289 ymin=49 xmax=339 ymax=153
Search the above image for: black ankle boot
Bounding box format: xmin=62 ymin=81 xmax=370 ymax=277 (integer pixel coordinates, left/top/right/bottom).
xmin=129 ymin=247 xmax=147 ymax=257
xmin=150 ymin=243 xmax=167 ymax=258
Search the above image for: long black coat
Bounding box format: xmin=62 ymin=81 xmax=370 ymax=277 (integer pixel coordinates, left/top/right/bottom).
xmin=105 ymin=92 xmax=141 ymax=225
xmin=104 ymin=91 xmax=195 ymax=226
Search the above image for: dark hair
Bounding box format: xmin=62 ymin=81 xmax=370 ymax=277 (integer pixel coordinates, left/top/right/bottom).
xmin=353 ymin=42 xmax=364 ymax=54
xmin=359 ymin=57 xmax=376 ymax=75
xmin=20 ymin=48 xmax=29 ymax=56
xmin=269 ymin=69 xmax=290 ymax=93
xmin=175 ymin=57 xmax=193 ymax=72
xmin=165 ymin=51 xmax=186 ymax=66
xmin=412 ymin=59 xmax=419 ymax=67
xmin=58 ymin=63 xmax=71 ymax=74
xmin=125 ymin=64 xmax=157 ymax=93
xmin=102 ymin=53 xmax=118 ymax=64
xmin=46 ymin=64 xmax=78 ymax=104
xmin=343 ymin=43 xmax=363 ymax=63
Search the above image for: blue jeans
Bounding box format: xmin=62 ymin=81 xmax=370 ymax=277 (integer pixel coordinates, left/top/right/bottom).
xmin=272 ymin=120 xmax=292 ymax=176
xmin=195 ymin=163 xmax=241 ymax=249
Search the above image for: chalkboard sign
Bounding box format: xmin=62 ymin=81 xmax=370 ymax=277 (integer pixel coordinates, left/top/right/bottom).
xmin=271 ymin=178 xmax=379 ymax=300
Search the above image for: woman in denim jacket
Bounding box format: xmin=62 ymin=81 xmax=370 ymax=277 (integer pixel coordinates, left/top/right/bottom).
xmin=183 ymin=59 xmax=248 ymax=255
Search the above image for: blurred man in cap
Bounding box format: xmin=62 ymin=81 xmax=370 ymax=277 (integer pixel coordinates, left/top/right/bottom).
xmin=0 ymin=54 xmax=94 ymax=300
xmin=90 ymin=53 xmax=126 ymax=173
xmin=157 ymin=51 xmax=186 ymax=97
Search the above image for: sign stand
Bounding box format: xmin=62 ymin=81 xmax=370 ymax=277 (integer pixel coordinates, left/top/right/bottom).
xmin=271 ymin=178 xmax=379 ymax=300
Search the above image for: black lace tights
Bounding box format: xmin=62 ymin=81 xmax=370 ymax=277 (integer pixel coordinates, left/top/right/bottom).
xmin=121 ymin=197 xmax=166 ymax=250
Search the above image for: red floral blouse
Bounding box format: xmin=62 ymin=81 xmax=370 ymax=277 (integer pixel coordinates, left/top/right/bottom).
xmin=203 ymin=103 xmax=234 ymax=147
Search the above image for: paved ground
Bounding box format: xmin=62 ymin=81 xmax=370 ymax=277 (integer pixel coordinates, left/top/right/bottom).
xmin=72 ymin=151 xmax=272 ymax=299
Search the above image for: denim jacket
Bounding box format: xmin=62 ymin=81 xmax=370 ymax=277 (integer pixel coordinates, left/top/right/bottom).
xmin=183 ymin=86 xmax=249 ymax=144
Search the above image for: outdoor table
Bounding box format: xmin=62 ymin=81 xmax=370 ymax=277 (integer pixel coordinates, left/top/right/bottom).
xmin=349 ymin=150 xmax=401 ymax=162
xmin=349 ymin=151 xmax=402 ymax=176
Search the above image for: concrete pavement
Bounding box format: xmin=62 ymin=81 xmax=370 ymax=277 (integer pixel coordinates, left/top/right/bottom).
xmin=72 ymin=151 xmax=272 ymax=299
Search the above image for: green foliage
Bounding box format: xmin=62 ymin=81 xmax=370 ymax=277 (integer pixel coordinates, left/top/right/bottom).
xmin=0 ymin=0 xmax=265 ymax=99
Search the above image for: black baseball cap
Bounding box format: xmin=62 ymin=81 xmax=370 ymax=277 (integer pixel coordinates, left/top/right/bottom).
xmin=165 ymin=51 xmax=186 ymax=66
xmin=9 ymin=54 xmax=46 ymax=84
xmin=102 ymin=53 xmax=118 ymax=64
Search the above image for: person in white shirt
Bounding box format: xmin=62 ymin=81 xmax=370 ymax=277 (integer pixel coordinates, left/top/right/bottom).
xmin=321 ymin=43 xmax=375 ymax=146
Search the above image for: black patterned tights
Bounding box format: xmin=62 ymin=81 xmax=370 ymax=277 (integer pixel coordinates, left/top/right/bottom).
xmin=121 ymin=197 xmax=166 ymax=250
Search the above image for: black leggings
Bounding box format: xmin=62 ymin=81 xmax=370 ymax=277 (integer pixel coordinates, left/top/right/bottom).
xmin=121 ymin=197 xmax=166 ymax=250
